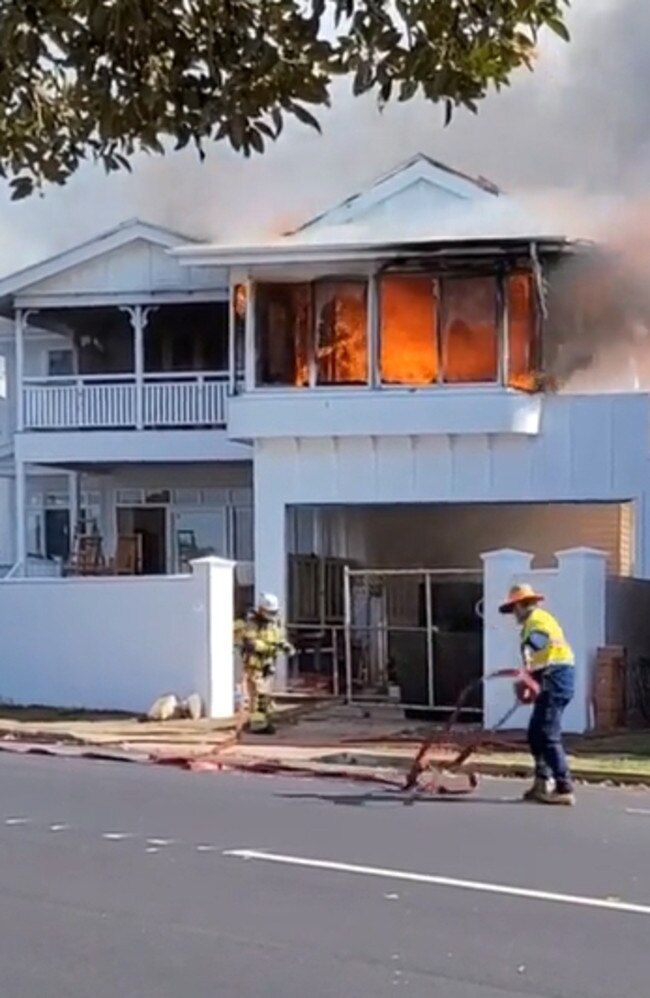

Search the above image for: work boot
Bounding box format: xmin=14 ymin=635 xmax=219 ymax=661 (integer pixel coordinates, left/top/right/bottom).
xmin=539 ymin=784 xmax=576 ymax=806
xmin=522 ymin=777 xmax=552 ymax=802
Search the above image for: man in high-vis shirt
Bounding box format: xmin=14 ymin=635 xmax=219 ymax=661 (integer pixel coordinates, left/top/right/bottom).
xmin=499 ymin=584 xmax=576 ymax=806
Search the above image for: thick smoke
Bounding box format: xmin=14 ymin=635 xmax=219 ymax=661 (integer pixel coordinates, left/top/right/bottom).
xmin=1 ymin=0 xmax=648 ymax=392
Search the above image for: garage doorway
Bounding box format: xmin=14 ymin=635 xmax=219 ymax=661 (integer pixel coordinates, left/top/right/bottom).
xmin=286 ymin=499 xmax=635 ymax=709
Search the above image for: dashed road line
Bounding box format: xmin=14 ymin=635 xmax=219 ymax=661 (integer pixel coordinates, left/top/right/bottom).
xmin=1 ymin=816 xmax=220 ymax=856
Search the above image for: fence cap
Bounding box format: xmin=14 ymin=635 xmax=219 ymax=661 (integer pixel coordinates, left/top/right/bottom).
xmin=191 ymin=556 xmax=236 ymax=569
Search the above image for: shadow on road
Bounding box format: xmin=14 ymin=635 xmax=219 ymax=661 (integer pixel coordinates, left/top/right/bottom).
xmin=274 ymin=790 xmax=521 ymax=807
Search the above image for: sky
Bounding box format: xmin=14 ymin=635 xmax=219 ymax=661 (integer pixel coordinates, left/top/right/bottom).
xmin=0 ymin=0 xmax=640 ymax=275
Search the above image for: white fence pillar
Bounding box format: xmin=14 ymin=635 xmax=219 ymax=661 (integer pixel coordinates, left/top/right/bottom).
xmin=481 ymin=546 xmax=607 ymax=734
xmin=191 ymin=556 xmax=236 ymax=719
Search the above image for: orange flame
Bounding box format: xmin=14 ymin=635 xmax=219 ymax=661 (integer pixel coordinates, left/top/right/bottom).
xmin=507 ymin=273 xmax=537 ymax=389
xmin=379 ymin=275 xmax=438 ymax=383
xmin=234 ymin=284 xmax=247 ymax=320
xmin=257 ymin=272 xmax=538 ymax=390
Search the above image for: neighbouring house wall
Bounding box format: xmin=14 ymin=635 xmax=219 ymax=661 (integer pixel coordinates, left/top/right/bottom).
xmin=606 ymin=576 xmax=650 ymax=720
xmin=0 ymin=476 xmax=12 ymax=567
xmin=0 ymin=557 xmax=234 ymax=716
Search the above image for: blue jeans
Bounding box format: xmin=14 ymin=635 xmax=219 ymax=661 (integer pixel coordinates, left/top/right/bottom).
xmin=527 ymin=666 xmax=575 ymax=790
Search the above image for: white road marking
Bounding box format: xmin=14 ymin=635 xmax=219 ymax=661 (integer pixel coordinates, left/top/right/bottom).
xmin=4 ymin=818 xmax=28 ymax=825
xmin=147 ymin=838 xmax=173 ymax=846
xmin=49 ymin=824 xmax=68 ymax=832
xmin=626 ymin=808 xmax=650 ymax=816
xmin=102 ymin=832 xmax=132 ymax=841
xmin=224 ymin=849 xmax=650 ymax=918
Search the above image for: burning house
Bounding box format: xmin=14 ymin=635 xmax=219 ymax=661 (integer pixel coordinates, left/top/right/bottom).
xmin=170 ymin=154 xmax=646 ymax=707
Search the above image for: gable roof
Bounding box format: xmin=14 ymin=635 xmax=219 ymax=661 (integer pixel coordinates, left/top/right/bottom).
xmin=0 ymin=218 xmax=197 ymax=301
xmin=291 ymin=153 xmax=501 ymax=236
xmin=173 ymin=153 xmax=571 ymax=269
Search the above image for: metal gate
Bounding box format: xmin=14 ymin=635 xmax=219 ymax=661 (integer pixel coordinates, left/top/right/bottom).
xmin=343 ymin=567 xmax=484 ymax=713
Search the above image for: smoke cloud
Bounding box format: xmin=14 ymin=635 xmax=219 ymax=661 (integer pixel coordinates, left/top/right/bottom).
xmin=0 ymin=0 xmax=648 ymax=393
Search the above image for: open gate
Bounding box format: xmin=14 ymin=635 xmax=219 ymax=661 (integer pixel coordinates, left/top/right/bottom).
xmin=343 ymin=567 xmax=484 ymax=714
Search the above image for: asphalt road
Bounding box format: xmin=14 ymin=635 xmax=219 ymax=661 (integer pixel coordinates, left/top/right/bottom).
xmin=0 ymin=755 xmax=649 ymax=998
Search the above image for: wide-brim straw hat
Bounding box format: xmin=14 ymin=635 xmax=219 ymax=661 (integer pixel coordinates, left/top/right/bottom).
xmin=499 ymin=583 xmax=545 ymax=615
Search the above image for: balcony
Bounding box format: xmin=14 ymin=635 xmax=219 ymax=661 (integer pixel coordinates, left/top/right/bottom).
xmin=22 ymin=372 xmax=229 ymax=431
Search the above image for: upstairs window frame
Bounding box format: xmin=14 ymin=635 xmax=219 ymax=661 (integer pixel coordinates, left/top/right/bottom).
xmin=377 ymin=268 xmax=539 ymax=390
xmin=254 ymin=277 xmax=370 ymax=390
xmin=251 ymin=267 xmax=539 ymax=392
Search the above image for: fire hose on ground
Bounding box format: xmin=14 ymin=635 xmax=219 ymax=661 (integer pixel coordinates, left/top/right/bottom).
xmin=154 ymin=670 xmax=540 ymax=790
xmin=402 ymin=668 xmax=540 ymax=796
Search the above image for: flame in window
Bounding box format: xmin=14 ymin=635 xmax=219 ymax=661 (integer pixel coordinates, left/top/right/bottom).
xmin=234 ymin=284 xmax=247 ymax=320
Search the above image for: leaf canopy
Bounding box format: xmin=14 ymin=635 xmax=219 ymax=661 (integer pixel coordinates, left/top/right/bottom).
xmin=0 ymin=0 xmax=570 ymax=198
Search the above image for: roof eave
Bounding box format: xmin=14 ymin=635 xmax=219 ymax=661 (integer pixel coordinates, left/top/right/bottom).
xmin=173 ymin=235 xmax=579 ymax=269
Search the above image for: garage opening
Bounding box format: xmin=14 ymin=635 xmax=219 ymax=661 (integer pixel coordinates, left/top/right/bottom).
xmin=286 ymin=500 xmax=634 ymax=714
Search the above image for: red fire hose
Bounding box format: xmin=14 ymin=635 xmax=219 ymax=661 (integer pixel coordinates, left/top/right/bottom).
xmin=403 ymin=669 xmax=540 ymax=796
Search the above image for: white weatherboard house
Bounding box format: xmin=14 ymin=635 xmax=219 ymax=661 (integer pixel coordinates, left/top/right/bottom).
xmin=0 ymin=219 xmax=253 ymax=585
xmin=0 ymin=154 xmax=648 ymax=728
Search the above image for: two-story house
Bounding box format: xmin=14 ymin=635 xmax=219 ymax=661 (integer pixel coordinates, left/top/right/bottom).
xmin=170 ymin=154 xmax=647 ymax=698
xmin=0 ymin=220 xmax=253 ymax=586
xmin=1 ymin=154 xmax=648 ymax=710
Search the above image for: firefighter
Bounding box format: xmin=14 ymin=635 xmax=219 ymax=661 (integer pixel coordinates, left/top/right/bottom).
xmin=499 ymin=584 xmax=576 ymax=806
xmin=234 ymin=593 xmax=294 ymax=735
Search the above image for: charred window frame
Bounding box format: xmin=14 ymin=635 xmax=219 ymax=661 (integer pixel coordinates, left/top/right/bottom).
xmin=377 ymin=268 xmax=538 ymax=388
xmin=254 ymin=279 xmax=369 ymax=388
xmin=230 ymin=283 xmax=247 ymax=393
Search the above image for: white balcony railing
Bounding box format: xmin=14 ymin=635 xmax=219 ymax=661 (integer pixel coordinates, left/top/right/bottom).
xmin=22 ymin=373 xmax=229 ymax=431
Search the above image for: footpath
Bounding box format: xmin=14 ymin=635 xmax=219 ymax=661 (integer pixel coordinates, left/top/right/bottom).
xmin=0 ymin=701 xmax=649 ymax=789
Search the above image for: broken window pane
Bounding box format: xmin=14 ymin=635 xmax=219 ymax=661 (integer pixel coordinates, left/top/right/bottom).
xmin=255 ymin=283 xmax=311 ymax=386
xmin=315 ymin=281 xmax=368 ymax=385
xmin=441 ymin=277 xmax=499 ymax=383
xmin=379 ymin=275 xmax=438 ymax=385
xmin=507 ymin=273 xmax=537 ymax=389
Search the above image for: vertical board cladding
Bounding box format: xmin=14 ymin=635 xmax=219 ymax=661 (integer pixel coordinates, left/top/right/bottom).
xmin=256 ymin=395 xmax=648 ymax=506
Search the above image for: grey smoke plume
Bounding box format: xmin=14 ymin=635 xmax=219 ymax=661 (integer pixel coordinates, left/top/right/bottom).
xmin=0 ymin=0 xmax=630 ymax=266
xmin=0 ymin=0 xmax=646 ymax=383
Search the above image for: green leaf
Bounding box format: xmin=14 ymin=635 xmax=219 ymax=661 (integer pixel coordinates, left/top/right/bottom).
xmin=249 ymin=129 xmax=265 ymax=154
xmin=289 ymin=102 xmax=321 ymax=131
xmin=353 ymin=61 xmax=373 ymax=96
xmin=547 ymin=17 xmax=571 ymax=43
xmin=0 ymin=0 xmax=576 ymax=197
